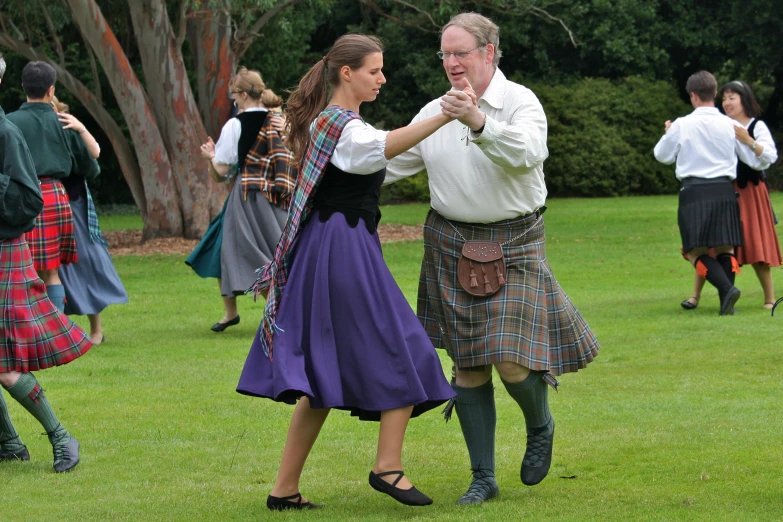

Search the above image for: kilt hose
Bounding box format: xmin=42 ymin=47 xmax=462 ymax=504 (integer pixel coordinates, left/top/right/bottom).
xmin=26 ymin=179 xmax=78 ymax=271
xmin=418 ymin=209 xmax=599 ymax=376
xmin=0 ymin=237 xmax=91 ymax=372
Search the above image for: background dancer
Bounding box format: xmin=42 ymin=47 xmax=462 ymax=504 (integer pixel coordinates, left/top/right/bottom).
xmin=199 ymin=70 xmax=294 ymax=332
xmin=6 ymin=61 xmax=99 ymax=313
xmin=54 ymin=96 xmax=128 ymax=344
xmin=680 ymin=81 xmax=779 ymax=311
xmin=655 ymin=71 xmax=759 ymax=315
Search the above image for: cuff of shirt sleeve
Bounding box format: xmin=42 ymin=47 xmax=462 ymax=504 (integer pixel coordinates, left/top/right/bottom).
xmin=470 ymin=115 xmax=497 ymax=144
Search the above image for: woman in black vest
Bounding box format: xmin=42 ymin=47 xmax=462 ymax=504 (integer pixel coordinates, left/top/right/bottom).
xmin=199 ymin=68 xmax=294 ymax=332
xmin=681 ymin=81 xmax=779 ymax=311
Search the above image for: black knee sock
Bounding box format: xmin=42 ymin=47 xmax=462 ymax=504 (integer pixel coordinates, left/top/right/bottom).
xmin=452 ymin=380 xmax=496 ymax=477
xmin=0 ymin=391 xmax=25 ymax=451
xmin=695 ymin=255 xmax=733 ymax=299
xmin=502 ymin=372 xmax=552 ymax=429
xmin=716 ymin=253 xmax=739 ymax=287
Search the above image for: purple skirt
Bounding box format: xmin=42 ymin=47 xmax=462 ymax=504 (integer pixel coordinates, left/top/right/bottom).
xmin=237 ymin=211 xmax=455 ymax=421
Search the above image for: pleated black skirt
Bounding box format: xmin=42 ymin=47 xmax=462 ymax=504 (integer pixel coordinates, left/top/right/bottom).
xmin=678 ymin=178 xmax=743 ymax=253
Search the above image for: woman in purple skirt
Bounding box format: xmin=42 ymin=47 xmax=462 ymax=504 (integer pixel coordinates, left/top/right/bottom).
xmin=236 ymin=34 xmax=462 ymax=510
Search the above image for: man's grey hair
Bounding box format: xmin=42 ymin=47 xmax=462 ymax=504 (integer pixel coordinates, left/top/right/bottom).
xmin=0 ymin=53 xmax=6 ymax=80
xmin=441 ymin=12 xmax=503 ymax=66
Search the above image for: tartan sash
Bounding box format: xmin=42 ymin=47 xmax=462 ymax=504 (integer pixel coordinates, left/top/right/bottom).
xmin=239 ymin=114 xmax=297 ymax=209
xmin=85 ymin=184 xmax=108 ymax=246
xmin=252 ymin=106 xmax=361 ymax=359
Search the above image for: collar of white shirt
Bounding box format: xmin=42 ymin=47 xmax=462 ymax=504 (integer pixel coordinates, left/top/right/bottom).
xmin=480 ymin=68 xmax=507 ymax=110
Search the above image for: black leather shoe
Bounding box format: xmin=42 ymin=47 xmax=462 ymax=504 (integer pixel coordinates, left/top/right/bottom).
xmin=266 ymin=493 xmax=322 ymax=511
xmin=719 ymin=287 xmax=741 ymax=316
xmin=369 ymin=470 xmax=433 ymax=506
xmin=52 ymin=436 xmax=79 ymax=473
xmin=456 ymin=470 xmax=499 ymax=505
xmin=211 ymin=315 xmax=240 ymax=332
xmin=680 ymin=296 xmax=699 ymax=310
xmin=0 ymin=446 xmax=30 ymax=462
xmin=521 ymin=417 xmax=554 ymax=486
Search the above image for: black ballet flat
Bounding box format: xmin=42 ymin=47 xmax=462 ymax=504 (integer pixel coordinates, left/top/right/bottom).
xmin=266 ymin=492 xmax=323 ymax=511
xmin=211 ymin=315 xmax=240 ymax=332
xmin=680 ymin=296 xmax=699 ymax=310
xmin=369 ymin=470 xmax=433 ymax=506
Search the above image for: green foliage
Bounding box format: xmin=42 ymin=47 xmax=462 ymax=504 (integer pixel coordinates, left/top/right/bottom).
xmin=379 ymin=170 xmax=430 ymax=204
xmin=525 ymin=76 xmax=691 ymax=197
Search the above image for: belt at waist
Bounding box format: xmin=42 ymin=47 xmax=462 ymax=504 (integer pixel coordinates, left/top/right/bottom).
xmin=441 ymin=206 xmax=546 ymax=228
xmin=681 ymin=176 xmax=732 ymax=188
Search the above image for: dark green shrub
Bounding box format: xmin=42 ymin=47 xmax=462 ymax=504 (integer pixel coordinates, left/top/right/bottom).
xmin=522 ymin=76 xmax=691 ymax=197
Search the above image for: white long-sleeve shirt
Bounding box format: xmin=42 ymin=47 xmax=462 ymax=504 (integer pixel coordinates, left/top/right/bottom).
xmin=653 ymin=107 xmax=758 ymax=180
xmin=740 ymin=118 xmax=778 ymax=170
xmin=386 ymin=68 xmax=549 ymax=223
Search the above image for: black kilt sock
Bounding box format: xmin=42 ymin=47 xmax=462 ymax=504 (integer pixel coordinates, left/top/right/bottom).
xmin=695 ymin=255 xmax=733 ymax=300
xmin=0 ymin=391 xmax=25 ymax=452
xmin=716 ymin=253 xmax=739 ymax=287
xmin=502 ymin=371 xmax=551 ymax=429
xmin=6 ymin=373 xmax=69 ymax=445
xmin=453 ymin=380 xmax=496 ymax=476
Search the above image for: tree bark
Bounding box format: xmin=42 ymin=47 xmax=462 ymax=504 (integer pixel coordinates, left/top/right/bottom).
xmin=188 ymin=10 xmax=236 ymax=140
xmin=128 ymin=0 xmax=220 ymax=238
xmin=68 ymin=0 xmax=185 ymax=239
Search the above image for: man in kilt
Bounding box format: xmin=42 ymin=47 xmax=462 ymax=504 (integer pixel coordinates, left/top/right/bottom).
xmin=386 ymin=13 xmax=600 ymax=504
xmin=7 ymin=61 xmax=99 ymax=312
xmin=0 ymin=54 xmax=91 ymax=472
xmin=654 ymin=71 xmax=755 ymax=315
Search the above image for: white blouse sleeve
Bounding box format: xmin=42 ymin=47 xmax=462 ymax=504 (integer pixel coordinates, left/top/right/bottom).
xmin=213 ymin=118 xmax=241 ymax=165
xmin=752 ymin=120 xmax=778 ymax=170
xmin=330 ymin=119 xmax=389 ymax=174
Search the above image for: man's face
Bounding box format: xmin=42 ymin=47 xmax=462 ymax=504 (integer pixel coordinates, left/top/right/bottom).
xmin=440 ymin=26 xmax=494 ymax=92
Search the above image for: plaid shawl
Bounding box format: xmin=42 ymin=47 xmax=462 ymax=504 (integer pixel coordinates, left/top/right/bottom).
xmin=85 ymin=184 xmax=108 ymax=246
xmin=252 ymin=106 xmax=361 ymax=358
xmin=239 ymin=114 xmax=298 ymax=209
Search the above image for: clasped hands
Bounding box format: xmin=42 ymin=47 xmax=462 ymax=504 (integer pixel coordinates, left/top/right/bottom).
xmin=440 ymin=78 xmax=486 ymax=131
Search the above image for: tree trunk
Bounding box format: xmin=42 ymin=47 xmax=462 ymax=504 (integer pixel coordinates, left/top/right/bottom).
xmin=128 ymin=0 xmax=220 ymax=238
xmin=188 ymin=10 xmax=236 ymax=139
xmin=68 ymin=0 xmax=185 ymax=239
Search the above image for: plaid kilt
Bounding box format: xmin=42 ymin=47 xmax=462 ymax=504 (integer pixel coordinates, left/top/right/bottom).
xmin=0 ymin=237 xmax=91 ymax=372
xmin=25 ymin=179 xmax=78 ymax=271
xmin=418 ymin=209 xmax=599 ymax=376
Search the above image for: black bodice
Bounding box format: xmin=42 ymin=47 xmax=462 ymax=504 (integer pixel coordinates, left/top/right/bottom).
xmin=236 ymin=110 xmax=269 ymax=169
xmin=311 ymin=163 xmax=386 ymax=233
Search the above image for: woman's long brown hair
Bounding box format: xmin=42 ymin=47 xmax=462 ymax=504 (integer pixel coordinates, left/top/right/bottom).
xmin=284 ymin=34 xmax=384 ymax=162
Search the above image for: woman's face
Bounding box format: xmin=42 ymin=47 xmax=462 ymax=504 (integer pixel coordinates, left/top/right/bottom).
xmin=347 ymin=52 xmax=386 ymax=103
xmin=722 ymin=90 xmax=746 ymax=120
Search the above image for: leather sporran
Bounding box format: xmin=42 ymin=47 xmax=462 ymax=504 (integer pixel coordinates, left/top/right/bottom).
xmin=457 ymin=241 xmax=507 ymax=297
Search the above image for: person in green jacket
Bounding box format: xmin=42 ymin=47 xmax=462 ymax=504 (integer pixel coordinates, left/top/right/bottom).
xmin=6 ymin=61 xmax=99 ymax=312
xmin=0 ymin=53 xmax=92 ymax=473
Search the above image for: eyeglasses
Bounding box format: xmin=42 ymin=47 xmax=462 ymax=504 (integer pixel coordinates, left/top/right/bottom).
xmin=437 ymin=45 xmax=485 ymax=60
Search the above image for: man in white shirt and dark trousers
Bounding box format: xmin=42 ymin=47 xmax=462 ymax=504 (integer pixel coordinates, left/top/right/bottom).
xmin=654 ymin=70 xmax=756 ymax=315
xmin=386 ymin=12 xmax=600 ymax=505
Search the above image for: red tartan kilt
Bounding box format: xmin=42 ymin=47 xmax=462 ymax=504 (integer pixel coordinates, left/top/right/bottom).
xmin=0 ymin=237 xmax=91 ymax=372
xmin=25 ymin=179 xmax=77 ymax=271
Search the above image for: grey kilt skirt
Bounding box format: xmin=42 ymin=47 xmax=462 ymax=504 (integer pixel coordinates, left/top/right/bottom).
xmin=418 ymin=209 xmax=599 ymax=376
xmin=220 ymin=181 xmax=287 ymax=296
xmin=678 ymin=177 xmax=743 ymax=253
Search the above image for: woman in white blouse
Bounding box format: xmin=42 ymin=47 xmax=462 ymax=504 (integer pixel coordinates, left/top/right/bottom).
xmin=682 ymin=81 xmax=780 ymax=310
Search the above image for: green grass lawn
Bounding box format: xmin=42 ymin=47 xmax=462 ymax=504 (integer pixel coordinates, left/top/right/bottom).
xmin=2 ymin=195 xmax=783 ymax=521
